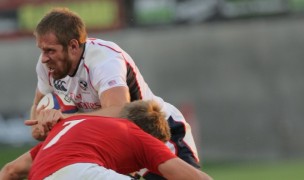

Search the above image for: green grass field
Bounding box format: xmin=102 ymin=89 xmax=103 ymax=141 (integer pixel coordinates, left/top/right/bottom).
xmin=0 ymin=145 xmax=32 ymax=166
xmin=203 ymin=159 xmax=304 ymax=180
xmin=1 ymin=145 xmax=304 ymax=180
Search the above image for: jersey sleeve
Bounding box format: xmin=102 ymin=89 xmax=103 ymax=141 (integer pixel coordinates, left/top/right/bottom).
xmin=129 ymin=125 xmax=176 ymax=175
xmin=36 ymin=57 xmax=53 ymax=95
xmin=91 ymin=56 xmax=128 ymax=97
xmin=30 ymin=142 xmax=43 ymax=160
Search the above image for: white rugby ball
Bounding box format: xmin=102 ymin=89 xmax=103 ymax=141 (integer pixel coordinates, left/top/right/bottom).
xmin=37 ymin=92 xmax=78 ymax=114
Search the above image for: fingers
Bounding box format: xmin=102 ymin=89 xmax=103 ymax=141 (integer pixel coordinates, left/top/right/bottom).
xmin=32 ymin=109 xmax=64 ymax=138
xmin=42 ymin=109 xmax=63 ymax=129
xmin=31 ymin=125 xmax=47 ymax=141
xmin=52 ymin=111 xmax=64 ymax=126
xmin=38 ymin=109 xmax=62 ymax=123
xmin=36 ymin=104 xmax=46 ymax=114
xmin=24 ymin=119 xmax=38 ymax=126
xmin=26 ymin=120 xmax=45 ymax=140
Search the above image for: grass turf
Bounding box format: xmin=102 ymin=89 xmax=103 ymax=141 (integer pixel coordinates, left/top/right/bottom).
xmin=203 ymin=159 xmax=304 ymax=180
xmin=0 ymin=145 xmax=32 ymax=167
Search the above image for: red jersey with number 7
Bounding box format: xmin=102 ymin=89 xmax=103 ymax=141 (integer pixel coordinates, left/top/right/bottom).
xmin=28 ymin=115 xmax=176 ymax=180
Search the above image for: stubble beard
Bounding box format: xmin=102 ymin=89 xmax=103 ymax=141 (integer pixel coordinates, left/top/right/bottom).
xmin=52 ymin=54 xmax=71 ymax=80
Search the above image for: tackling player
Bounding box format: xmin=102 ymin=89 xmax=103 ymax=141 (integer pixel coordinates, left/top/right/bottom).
xmin=0 ymin=100 xmax=212 ymax=180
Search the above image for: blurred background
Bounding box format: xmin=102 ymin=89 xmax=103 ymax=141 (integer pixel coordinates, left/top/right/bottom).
xmin=0 ymin=0 xmax=304 ymax=179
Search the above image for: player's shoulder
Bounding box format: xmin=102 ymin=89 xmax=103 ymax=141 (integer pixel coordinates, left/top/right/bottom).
xmin=83 ymin=38 xmax=123 ymax=66
xmin=85 ymin=38 xmax=122 ymax=53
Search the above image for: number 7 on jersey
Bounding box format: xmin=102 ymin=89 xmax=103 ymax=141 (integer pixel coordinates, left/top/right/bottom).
xmin=43 ymin=119 xmax=85 ymax=150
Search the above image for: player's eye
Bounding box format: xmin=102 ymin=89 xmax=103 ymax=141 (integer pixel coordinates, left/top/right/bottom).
xmin=43 ymin=49 xmax=55 ymax=54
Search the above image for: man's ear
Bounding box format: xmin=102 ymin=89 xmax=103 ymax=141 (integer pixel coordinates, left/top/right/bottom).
xmin=69 ymin=39 xmax=80 ymax=51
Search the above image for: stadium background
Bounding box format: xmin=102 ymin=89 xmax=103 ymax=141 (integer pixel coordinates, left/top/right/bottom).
xmin=0 ymin=0 xmax=304 ymax=179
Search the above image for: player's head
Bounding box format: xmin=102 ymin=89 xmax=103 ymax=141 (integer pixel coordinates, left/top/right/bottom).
xmin=120 ymin=100 xmax=171 ymax=142
xmin=34 ymin=7 xmax=87 ymax=49
xmin=34 ymin=8 xmax=87 ymax=80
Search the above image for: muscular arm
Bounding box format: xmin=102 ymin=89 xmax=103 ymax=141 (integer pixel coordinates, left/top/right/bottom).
xmin=0 ymin=151 xmax=32 ymax=180
xmin=30 ymin=86 xmax=130 ymax=140
xmin=96 ymin=86 xmax=131 ymax=117
xmin=30 ymin=89 xmax=45 ymax=120
xmin=158 ymin=158 xmax=213 ymax=180
xmin=65 ymin=86 xmax=131 ymax=118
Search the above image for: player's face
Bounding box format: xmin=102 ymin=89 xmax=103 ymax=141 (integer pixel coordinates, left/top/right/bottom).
xmin=36 ymin=33 xmax=73 ymax=80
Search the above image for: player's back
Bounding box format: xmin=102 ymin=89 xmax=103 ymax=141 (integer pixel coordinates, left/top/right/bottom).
xmin=30 ymin=115 xmax=137 ymax=179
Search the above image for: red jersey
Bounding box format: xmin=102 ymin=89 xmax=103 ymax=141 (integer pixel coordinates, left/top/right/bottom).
xmin=28 ymin=115 xmax=176 ymax=180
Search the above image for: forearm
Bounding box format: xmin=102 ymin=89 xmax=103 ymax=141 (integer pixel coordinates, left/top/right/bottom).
xmin=29 ymin=105 xmax=44 ymax=140
xmin=0 ymin=151 xmax=32 ymax=180
xmin=30 ymin=104 xmax=37 ymax=120
xmin=64 ymin=105 xmax=124 ymax=118
xmin=0 ymin=164 xmax=27 ymax=180
xmin=30 ymin=104 xmax=46 ymax=141
xmin=159 ymin=158 xmax=213 ymax=180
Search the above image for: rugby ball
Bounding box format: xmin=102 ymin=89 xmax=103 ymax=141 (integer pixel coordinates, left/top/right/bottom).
xmin=37 ymin=92 xmax=78 ymax=113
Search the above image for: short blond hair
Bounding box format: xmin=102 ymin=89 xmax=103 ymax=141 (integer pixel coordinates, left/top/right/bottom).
xmin=120 ymin=100 xmax=171 ymax=142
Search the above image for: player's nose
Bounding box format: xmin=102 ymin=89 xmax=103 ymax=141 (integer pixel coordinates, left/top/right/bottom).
xmin=41 ymin=52 xmax=50 ymax=63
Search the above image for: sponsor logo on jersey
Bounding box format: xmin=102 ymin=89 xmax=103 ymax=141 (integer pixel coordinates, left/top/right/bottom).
xmin=54 ymin=80 xmax=67 ymax=91
xmin=76 ymin=101 xmax=101 ymax=110
xmin=79 ymin=80 xmax=88 ymax=91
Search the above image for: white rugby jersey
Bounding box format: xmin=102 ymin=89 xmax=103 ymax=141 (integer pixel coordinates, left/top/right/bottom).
xmin=36 ymin=38 xmax=167 ymax=113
